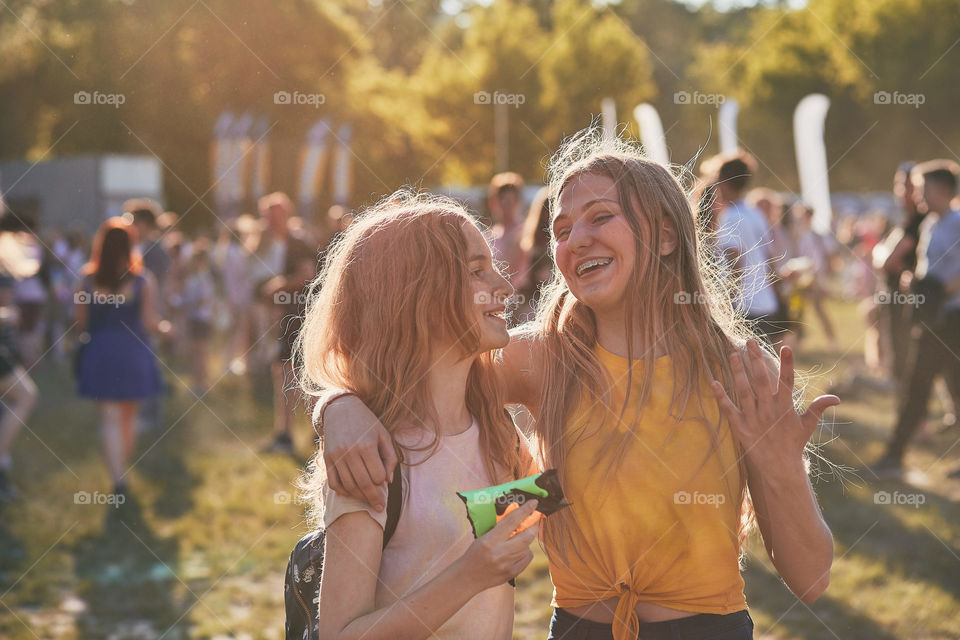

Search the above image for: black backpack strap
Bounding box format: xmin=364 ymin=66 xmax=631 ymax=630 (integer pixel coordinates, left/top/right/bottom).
xmin=382 ymin=461 xmax=403 ymax=547
xmin=284 ymin=529 xmax=325 ymax=640
xmin=284 ymin=462 xmax=403 ymax=640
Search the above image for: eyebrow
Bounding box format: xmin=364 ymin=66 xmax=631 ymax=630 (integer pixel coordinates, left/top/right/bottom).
xmin=467 ymin=253 xmax=488 ymax=262
xmin=583 ymin=197 xmax=620 ymax=209
xmin=553 ymin=197 xmax=620 ymax=224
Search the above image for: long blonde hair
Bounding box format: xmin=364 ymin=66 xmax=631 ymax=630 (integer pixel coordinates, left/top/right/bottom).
xmin=295 ymin=190 xmax=526 ymax=527
xmin=525 ymin=127 xmax=763 ymax=559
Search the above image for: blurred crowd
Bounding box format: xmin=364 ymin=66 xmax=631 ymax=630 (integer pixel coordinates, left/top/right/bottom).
xmin=0 ymin=154 xmax=958 ymax=500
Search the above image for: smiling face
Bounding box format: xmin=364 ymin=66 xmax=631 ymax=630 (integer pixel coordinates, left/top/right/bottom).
xmin=552 ymin=172 xmax=641 ymax=317
xmin=461 ymin=222 xmax=513 ymax=353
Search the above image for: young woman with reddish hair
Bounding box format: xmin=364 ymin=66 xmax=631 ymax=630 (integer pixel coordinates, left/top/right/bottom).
xmin=75 ymin=217 xmax=163 ymax=497
xmin=295 ymin=191 xmax=539 ymax=639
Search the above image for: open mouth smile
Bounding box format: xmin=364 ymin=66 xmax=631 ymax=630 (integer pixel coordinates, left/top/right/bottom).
xmin=575 ymin=257 xmax=612 ymax=277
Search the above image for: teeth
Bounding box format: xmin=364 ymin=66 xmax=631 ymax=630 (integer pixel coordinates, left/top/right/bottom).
xmin=577 ymin=257 xmax=612 ymax=276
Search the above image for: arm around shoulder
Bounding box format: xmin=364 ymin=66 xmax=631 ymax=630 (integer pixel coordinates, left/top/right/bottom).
xmin=499 ymin=329 xmax=545 ymax=411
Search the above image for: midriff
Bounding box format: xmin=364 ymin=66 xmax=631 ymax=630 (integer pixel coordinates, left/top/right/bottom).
xmin=564 ymin=597 xmax=694 ymax=624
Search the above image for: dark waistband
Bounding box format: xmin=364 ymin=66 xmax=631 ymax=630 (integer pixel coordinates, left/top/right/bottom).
xmin=553 ymin=606 xmax=752 ymax=636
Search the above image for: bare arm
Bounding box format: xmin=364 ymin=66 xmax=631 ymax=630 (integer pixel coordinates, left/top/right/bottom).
xmin=711 ymin=340 xmax=837 ymax=602
xmin=320 ymin=395 xmax=400 ymax=510
xmin=140 ymin=272 xmax=161 ymax=333
xmin=320 ymin=332 xmax=546 ymax=504
xmin=746 ymin=454 xmax=833 ymax=602
xmin=318 ymin=501 xmax=539 ymax=640
xmin=499 ymin=330 xmax=544 ymax=409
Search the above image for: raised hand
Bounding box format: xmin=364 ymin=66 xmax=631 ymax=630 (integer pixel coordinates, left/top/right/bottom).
xmin=710 ymin=339 xmax=839 ymax=470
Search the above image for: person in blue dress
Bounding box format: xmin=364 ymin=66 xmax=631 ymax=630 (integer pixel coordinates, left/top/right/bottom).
xmin=75 ymin=217 xmax=164 ymax=497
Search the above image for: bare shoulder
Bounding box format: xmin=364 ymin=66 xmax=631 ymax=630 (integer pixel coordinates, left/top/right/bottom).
xmin=325 ymin=508 xmax=385 ymax=543
xmin=500 ymin=324 xmax=548 ymax=406
xmin=320 ymin=510 xmax=385 ymax=583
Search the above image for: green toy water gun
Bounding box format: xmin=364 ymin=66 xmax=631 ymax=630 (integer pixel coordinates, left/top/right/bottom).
xmin=457 ymin=469 xmax=570 ymax=538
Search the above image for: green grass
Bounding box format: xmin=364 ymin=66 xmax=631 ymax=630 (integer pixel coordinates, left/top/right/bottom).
xmin=2 ymin=300 xmax=960 ymax=639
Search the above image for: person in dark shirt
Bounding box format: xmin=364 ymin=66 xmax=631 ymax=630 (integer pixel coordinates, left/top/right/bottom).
xmin=880 ymin=164 xmax=925 ymax=386
xmin=127 ymin=199 xmax=172 ymax=303
xmin=126 ymin=199 xmax=171 ymax=432
xmin=875 ymin=161 xmax=960 ymax=478
xmin=257 ymin=193 xmax=319 ymax=456
xmin=880 ymin=164 xmax=959 ymax=426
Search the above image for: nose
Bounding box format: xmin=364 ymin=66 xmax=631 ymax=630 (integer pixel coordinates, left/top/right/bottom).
xmin=493 ymin=271 xmax=514 ymax=304
xmin=566 ymin=220 xmax=593 ymax=253
xmin=567 ymin=222 xmax=593 ymax=252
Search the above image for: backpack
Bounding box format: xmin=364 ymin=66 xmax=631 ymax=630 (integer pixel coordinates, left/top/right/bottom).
xmin=284 ymin=463 xmax=403 ymax=640
xmin=284 ymin=409 xmax=521 ymax=639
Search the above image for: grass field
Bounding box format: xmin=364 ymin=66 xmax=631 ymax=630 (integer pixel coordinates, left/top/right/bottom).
xmin=1 ymin=299 xmax=959 ymax=639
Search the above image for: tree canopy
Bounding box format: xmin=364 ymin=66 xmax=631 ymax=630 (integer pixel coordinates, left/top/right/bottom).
xmin=2 ymin=0 xmax=958 ymax=221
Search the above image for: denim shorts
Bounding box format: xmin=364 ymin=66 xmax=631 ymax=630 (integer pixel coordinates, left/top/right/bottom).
xmin=547 ymin=607 xmax=754 ymax=640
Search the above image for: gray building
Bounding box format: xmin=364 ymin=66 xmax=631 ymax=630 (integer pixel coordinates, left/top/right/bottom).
xmin=0 ymin=154 xmax=163 ymax=233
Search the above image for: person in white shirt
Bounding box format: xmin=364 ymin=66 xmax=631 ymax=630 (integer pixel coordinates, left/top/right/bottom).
xmin=792 ymin=204 xmax=838 ymax=351
xmin=704 ymin=152 xmax=785 ymax=346
xmin=182 ymin=241 xmax=216 ymax=393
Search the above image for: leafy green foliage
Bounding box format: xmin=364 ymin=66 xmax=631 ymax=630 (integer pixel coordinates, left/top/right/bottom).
xmin=1 ymin=0 xmax=959 ymax=221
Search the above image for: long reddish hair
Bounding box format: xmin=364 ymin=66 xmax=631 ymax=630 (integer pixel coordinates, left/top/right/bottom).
xmin=295 ymin=190 xmax=529 ymax=527
xmin=83 ymin=217 xmax=142 ymax=290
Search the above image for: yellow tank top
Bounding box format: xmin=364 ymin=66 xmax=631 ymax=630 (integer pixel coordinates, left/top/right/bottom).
xmin=548 ymin=343 xmax=747 ymax=640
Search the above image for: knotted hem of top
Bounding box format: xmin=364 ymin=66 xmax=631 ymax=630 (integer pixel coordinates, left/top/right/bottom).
xmin=557 ymin=585 xmax=748 ymax=640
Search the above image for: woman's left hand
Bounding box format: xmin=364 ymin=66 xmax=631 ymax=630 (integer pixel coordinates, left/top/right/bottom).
xmin=711 ymin=339 xmax=839 ymax=471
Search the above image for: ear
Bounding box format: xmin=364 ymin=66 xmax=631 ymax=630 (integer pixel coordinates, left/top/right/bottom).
xmin=659 ymin=219 xmax=679 ymax=256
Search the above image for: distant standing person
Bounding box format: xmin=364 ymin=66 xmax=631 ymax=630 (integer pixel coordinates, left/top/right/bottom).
xmin=8 ymin=215 xmax=48 ymax=367
xmin=702 ymin=152 xmax=785 ymax=346
xmin=128 ymin=199 xmax=172 ymax=307
xmin=880 ymin=163 xmax=923 ymax=384
xmin=182 ymin=240 xmax=216 ymax=394
xmin=749 ymin=188 xmax=798 ymax=348
xmin=217 ymin=214 xmax=260 ymax=376
xmin=75 ymin=218 xmax=164 ymax=497
xmin=793 ymin=204 xmax=838 ymax=352
xmin=514 ymin=187 xmax=552 ymax=320
xmin=128 ymin=199 xmax=172 ymax=431
xmin=0 ymin=231 xmax=40 ymax=501
xmin=487 ymin=172 xmax=526 ymax=287
xmin=875 ymin=160 xmax=960 ymax=478
xmin=256 ymin=193 xmax=318 ymax=456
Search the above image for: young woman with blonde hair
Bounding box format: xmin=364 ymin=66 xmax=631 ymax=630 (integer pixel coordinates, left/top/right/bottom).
xmin=295 ymin=191 xmax=540 ymax=640
xmin=319 ymin=128 xmax=838 ymax=640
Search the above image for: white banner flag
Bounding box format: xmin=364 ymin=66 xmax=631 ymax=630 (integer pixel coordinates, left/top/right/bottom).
xmin=793 ymin=94 xmax=832 ymax=234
